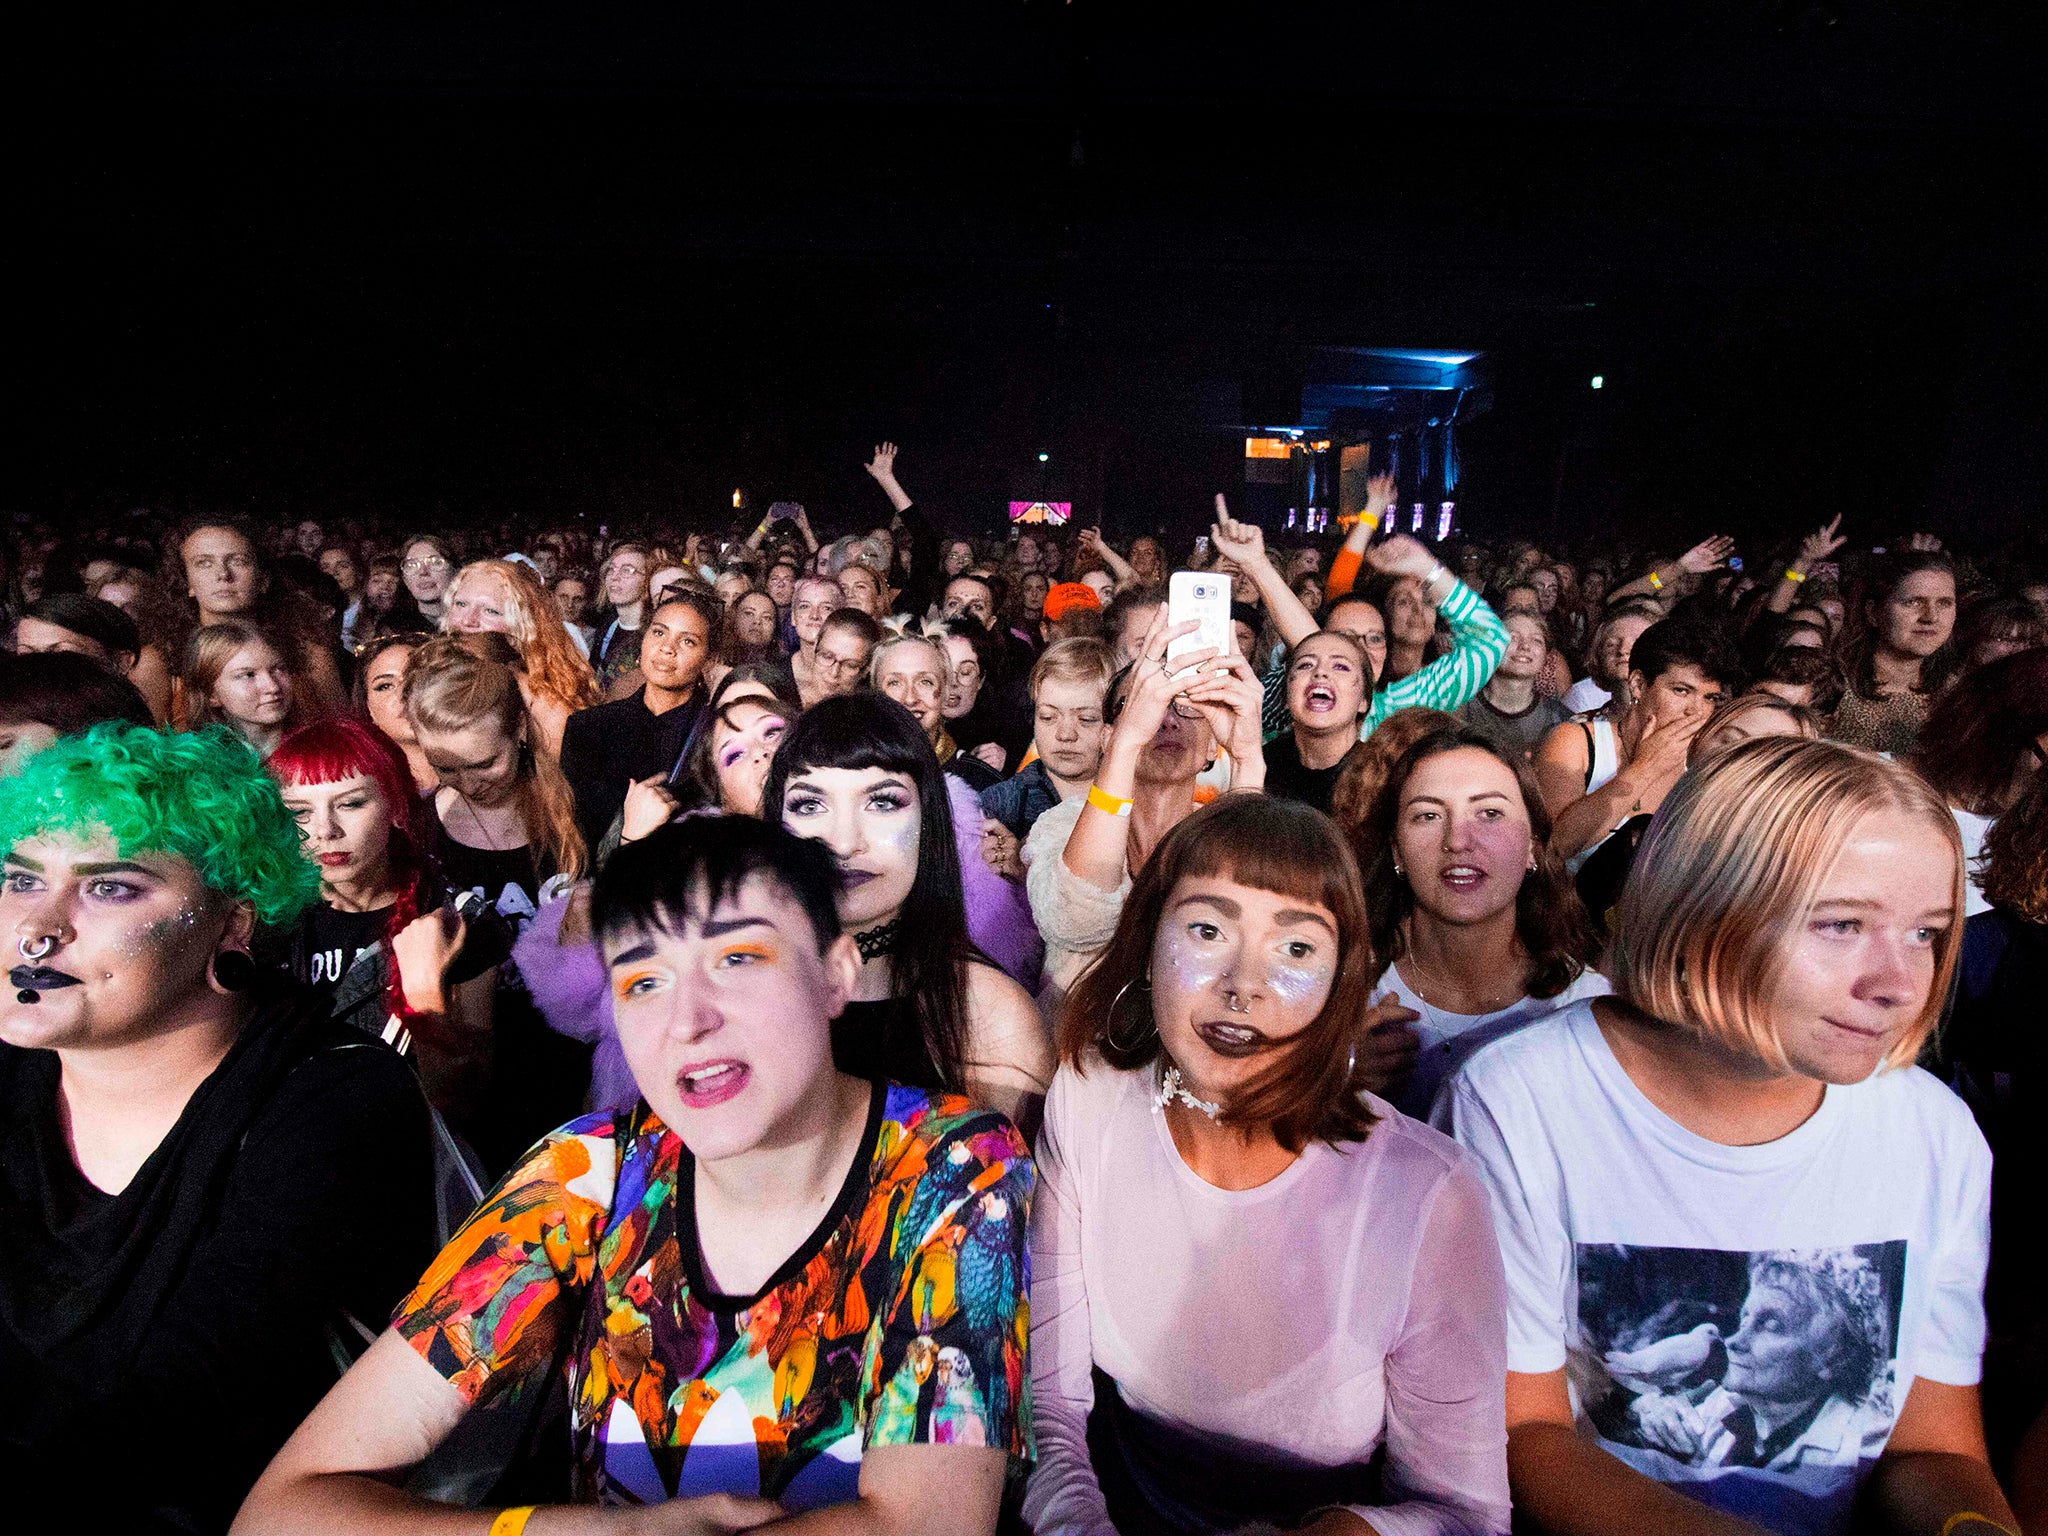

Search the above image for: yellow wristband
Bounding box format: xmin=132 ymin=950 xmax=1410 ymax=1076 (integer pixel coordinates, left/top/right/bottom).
xmin=1647 ymin=570 xmax=1664 ymax=591
xmin=1938 ymin=1515 xmax=2018 ymax=1536
xmin=1784 ymin=567 xmax=1807 ymax=583
xmin=1086 ymin=783 xmax=1133 ymax=817
xmin=489 ymin=1507 xmax=538 ymax=1536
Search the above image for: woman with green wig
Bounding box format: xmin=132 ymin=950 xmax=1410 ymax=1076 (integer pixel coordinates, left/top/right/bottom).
xmin=0 ymin=722 xmax=438 ymax=1534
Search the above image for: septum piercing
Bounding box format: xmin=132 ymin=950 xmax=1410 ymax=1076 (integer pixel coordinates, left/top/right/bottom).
xmin=19 ymin=935 xmax=53 ymax=963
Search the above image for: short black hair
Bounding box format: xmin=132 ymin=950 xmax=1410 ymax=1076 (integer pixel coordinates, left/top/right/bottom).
xmin=1628 ymin=617 xmax=1742 ymax=693
xmin=592 ymin=813 xmax=843 ymax=955
xmin=21 ymin=593 xmax=140 ymax=658
xmin=0 ymin=651 xmax=155 ymax=734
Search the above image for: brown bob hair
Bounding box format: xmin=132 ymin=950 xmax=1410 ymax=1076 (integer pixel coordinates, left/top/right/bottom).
xmin=1058 ymin=793 xmax=1379 ymax=1152
xmin=1607 ymin=735 xmax=1962 ymax=1073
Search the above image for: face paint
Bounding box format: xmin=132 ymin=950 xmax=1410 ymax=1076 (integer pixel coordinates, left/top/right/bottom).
xmin=119 ymin=906 xmax=205 ymax=966
xmin=1157 ymin=923 xmax=1227 ymax=994
xmin=1266 ymin=955 xmax=1334 ymax=1009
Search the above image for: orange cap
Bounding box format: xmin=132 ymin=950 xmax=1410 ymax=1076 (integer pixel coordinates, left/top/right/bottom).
xmin=1043 ymin=581 xmax=1103 ymax=621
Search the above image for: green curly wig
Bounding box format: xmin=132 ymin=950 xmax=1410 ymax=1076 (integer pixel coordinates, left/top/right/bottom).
xmin=0 ymin=722 xmax=320 ymax=927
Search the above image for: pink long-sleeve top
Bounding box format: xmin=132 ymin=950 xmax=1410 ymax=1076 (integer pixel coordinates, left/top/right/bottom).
xmin=1022 ymin=1057 xmax=1512 ymax=1536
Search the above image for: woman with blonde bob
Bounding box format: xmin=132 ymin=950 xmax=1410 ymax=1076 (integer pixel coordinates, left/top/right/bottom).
xmin=1447 ymin=736 xmax=2010 ymax=1536
xmin=1026 ymin=793 xmax=1511 ymax=1536
xmin=442 ymin=557 xmax=601 ymax=759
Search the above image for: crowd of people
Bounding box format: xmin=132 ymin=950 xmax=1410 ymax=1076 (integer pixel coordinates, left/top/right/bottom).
xmin=1 ymin=440 xmax=2045 ymax=1536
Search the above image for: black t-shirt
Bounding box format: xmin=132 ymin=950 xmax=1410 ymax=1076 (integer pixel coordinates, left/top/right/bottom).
xmin=0 ymin=1006 xmax=436 ymax=1533
xmin=430 ymin=811 xmax=593 ymax=1173
xmin=301 ymin=903 xmax=389 ymax=993
xmin=1261 ymin=732 xmax=1348 ymax=817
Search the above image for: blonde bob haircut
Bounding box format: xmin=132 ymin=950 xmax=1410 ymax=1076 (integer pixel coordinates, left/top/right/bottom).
xmin=1608 ymin=736 xmax=1962 ymax=1074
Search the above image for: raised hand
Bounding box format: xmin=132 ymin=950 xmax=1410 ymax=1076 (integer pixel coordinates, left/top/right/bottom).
xmin=1118 ymin=608 xmax=1212 ymax=748
xmin=864 ymin=442 xmax=899 ymax=481
xmin=1677 ymin=535 xmax=1736 ymax=575
xmin=1364 ymin=469 xmax=1397 ymax=512
xmin=1797 ymin=515 xmax=1847 ymax=569
xmin=1362 ymin=531 xmax=1439 ymax=582
xmin=1180 ymin=651 xmax=1266 ymax=764
xmin=1210 ymin=494 xmax=1270 ymax=569
xmin=620 ymin=774 xmax=680 ymax=843
xmin=1903 ymin=531 xmax=1944 ymax=553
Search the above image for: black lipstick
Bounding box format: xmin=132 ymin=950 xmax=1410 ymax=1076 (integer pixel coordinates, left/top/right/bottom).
xmin=10 ymin=966 xmax=82 ymax=1004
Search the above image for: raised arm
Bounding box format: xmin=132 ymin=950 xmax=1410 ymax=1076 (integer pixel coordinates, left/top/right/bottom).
xmin=1609 ymin=536 xmax=1733 ymax=610
xmin=1365 ymin=535 xmax=1508 ymax=724
xmin=1324 ymin=471 xmax=1398 ymax=600
xmin=1060 ymin=607 xmax=1207 ymax=891
xmin=1211 ymin=494 xmax=1316 ymax=648
xmin=864 ymin=441 xmax=914 ymax=515
xmin=1765 ymin=516 xmax=1846 ymax=615
xmin=1075 ymin=526 xmax=1137 ymax=588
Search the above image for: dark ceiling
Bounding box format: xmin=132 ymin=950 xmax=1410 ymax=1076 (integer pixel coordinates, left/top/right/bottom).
xmin=14 ymin=2 xmax=2047 ymax=549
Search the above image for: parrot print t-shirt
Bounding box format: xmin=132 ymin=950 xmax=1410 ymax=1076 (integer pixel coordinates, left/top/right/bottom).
xmin=394 ymin=1081 xmax=1034 ymax=1509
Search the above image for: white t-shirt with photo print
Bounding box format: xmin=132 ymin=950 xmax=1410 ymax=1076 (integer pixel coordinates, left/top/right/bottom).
xmin=1445 ymin=1000 xmax=1990 ymax=1536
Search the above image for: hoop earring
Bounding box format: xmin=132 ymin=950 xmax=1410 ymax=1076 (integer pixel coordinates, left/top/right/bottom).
xmin=1105 ymin=975 xmax=1157 ymax=1054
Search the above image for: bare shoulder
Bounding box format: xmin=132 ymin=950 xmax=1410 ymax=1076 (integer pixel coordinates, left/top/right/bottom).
xmin=1534 ymin=716 xmax=1587 ymax=767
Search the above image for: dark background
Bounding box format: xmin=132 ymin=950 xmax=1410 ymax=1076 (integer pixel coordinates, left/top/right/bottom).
xmin=13 ymin=2 xmax=2047 ymax=553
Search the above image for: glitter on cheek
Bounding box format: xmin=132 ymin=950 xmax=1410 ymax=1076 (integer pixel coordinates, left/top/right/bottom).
xmin=1267 ymin=956 xmax=1335 ymax=1010
xmin=117 ymin=905 xmax=203 ymax=962
xmin=1153 ymin=925 xmax=1228 ymax=995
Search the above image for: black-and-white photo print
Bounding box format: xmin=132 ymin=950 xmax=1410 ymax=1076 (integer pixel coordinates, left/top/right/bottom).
xmin=1571 ymin=1242 xmax=1906 ymax=1534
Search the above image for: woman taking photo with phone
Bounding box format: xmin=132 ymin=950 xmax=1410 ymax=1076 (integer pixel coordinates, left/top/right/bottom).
xmin=1447 ymin=737 xmax=2010 ymax=1536
xmin=1026 ymin=604 xmax=1268 ymax=1010
xmin=1026 ymin=793 xmax=1510 ymax=1536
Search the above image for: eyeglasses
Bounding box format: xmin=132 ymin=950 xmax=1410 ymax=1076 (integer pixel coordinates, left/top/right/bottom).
xmin=402 ymin=556 xmax=450 ymax=573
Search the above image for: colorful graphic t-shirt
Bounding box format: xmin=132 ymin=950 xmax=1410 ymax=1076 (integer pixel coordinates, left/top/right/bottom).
xmin=395 ymin=1082 xmax=1033 ymax=1509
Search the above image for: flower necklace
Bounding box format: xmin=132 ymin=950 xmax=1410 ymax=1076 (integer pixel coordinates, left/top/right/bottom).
xmin=1153 ymin=1063 xmax=1221 ymax=1120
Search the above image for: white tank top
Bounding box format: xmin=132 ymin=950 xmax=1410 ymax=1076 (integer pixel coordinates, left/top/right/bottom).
xmin=1580 ymin=716 xmax=1620 ymax=795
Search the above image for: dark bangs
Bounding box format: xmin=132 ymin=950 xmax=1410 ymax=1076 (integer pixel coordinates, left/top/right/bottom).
xmin=593 ymin=815 xmax=843 ymax=955
xmin=1060 ymin=793 xmax=1379 ymax=1152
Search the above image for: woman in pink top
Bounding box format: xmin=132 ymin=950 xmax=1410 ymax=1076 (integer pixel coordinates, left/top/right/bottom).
xmin=1024 ymin=794 xmax=1511 ymax=1536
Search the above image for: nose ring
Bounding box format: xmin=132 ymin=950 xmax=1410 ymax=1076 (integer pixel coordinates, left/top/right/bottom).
xmin=19 ymin=935 xmax=54 ymax=963
xmin=1224 ymin=988 xmax=1250 ymax=1014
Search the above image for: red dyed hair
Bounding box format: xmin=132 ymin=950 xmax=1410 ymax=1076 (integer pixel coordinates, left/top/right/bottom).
xmin=271 ymin=716 xmax=435 ymax=1022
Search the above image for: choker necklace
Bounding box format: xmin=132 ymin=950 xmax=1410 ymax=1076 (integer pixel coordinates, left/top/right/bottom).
xmin=855 ymin=919 xmax=901 ymax=962
xmin=1153 ymin=1064 xmax=1221 ymax=1120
